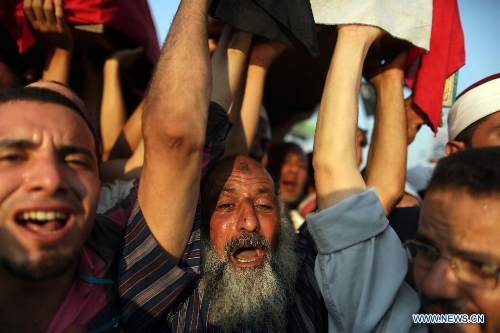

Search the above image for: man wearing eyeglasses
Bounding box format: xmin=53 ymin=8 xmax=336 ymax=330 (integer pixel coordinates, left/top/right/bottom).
xmin=403 ymin=146 xmax=500 ymax=332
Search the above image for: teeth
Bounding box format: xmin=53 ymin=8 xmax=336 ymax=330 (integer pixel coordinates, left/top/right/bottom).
xmin=236 ymin=258 xmax=255 ymax=263
xmin=20 ymin=211 xmax=68 ymax=221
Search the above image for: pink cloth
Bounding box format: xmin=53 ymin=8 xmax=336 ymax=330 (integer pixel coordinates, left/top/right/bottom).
xmin=404 ymin=0 xmax=466 ymax=132
xmin=47 ymin=247 xmax=107 ymax=333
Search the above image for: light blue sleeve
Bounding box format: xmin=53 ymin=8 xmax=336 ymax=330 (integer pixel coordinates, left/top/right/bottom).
xmin=306 ymin=188 xmax=427 ymax=333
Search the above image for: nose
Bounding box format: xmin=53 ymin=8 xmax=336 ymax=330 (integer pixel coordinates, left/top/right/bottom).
xmin=288 ymin=163 xmax=300 ymax=173
xmin=236 ymin=200 xmax=261 ymax=233
xmin=281 ymin=161 xmax=294 ymax=174
xmin=24 ymin=153 xmax=69 ymax=195
xmin=418 ymin=257 xmax=462 ymax=301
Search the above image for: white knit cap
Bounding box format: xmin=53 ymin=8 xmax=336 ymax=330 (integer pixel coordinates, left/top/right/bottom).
xmin=448 ymin=73 xmax=500 ymax=140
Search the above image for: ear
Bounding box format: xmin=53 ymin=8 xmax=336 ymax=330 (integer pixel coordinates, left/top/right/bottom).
xmin=445 ymin=140 xmax=466 ymax=155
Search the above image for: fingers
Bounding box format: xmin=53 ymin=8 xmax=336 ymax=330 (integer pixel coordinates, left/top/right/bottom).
xmin=43 ymin=0 xmax=55 ymax=28
xmin=24 ymin=0 xmax=62 ymax=33
xmin=54 ymin=0 xmax=66 ymax=33
xmin=32 ymin=0 xmax=46 ymax=30
xmin=23 ymin=0 xmax=38 ymax=29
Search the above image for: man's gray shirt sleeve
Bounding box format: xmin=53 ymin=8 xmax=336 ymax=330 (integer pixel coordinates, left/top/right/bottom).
xmin=307 ymin=188 xmax=427 ymax=333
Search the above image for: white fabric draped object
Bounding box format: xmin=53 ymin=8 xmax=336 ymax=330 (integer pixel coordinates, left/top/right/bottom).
xmin=310 ymin=0 xmax=433 ymax=51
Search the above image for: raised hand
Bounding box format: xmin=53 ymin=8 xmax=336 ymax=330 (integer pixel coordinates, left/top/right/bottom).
xmin=24 ymin=0 xmax=73 ymax=49
xmin=365 ymin=50 xmax=407 ymax=87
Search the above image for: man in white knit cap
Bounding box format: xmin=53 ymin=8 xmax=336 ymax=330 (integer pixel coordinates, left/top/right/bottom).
xmin=445 ymin=73 xmax=500 ymax=154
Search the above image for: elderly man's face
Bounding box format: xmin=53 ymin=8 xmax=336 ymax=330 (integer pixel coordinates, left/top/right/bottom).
xmin=0 ymin=100 xmax=100 ymax=280
xmin=207 ymin=156 xmax=280 ymax=265
xmin=200 ymin=155 xmax=299 ymax=330
xmin=415 ymin=190 xmax=500 ymax=332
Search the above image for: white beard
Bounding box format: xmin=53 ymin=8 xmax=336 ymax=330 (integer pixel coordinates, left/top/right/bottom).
xmin=199 ymin=217 xmax=300 ymax=332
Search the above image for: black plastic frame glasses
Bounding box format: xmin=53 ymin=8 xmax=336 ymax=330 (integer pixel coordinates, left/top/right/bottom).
xmin=403 ymin=239 xmax=500 ymax=289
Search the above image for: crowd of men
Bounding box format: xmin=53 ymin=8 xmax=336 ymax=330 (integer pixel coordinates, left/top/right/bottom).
xmin=0 ymin=0 xmax=499 ymax=332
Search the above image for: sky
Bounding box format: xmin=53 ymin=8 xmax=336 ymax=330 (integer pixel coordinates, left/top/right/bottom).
xmin=146 ymin=0 xmax=500 ymax=168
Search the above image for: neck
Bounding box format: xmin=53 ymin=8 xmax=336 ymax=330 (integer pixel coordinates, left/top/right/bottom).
xmin=0 ymin=265 xmax=76 ymax=333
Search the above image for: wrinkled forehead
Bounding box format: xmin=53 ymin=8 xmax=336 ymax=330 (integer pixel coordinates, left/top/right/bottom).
xmin=0 ymin=100 xmax=95 ymax=143
xmin=420 ymin=189 xmax=500 ymax=232
xmin=201 ymin=156 xmax=279 ymax=226
xmin=23 ymin=82 xmax=101 ymax=158
xmin=204 ymin=156 xmax=276 ymax=193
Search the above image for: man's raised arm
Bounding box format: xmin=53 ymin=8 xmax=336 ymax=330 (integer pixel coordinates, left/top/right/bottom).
xmin=313 ymin=25 xmax=381 ymax=209
xmin=309 ymin=25 xmax=423 ymax=332
xmin=139 ymin=0 xmax=212 ymax=262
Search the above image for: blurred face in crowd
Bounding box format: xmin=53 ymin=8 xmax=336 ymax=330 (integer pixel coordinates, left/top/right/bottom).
xmin=200 ymin=155 xmax=299 ymax=330
xmin=414 ymin=190 xmax=500 ymax=332
xmin=278 ymin=146 xmax=308 ymax=205
xmin=0 ymin=97 xmax=100 ymax=281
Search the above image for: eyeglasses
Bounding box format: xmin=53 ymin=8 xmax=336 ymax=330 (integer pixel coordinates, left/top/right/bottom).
xmin=403 ymin=239 xmax=500 ymax=289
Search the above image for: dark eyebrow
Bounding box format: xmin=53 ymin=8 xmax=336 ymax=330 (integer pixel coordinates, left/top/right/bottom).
xmin=221 ymin=186 xmax=274 ymax=196
xmin=0 ymin=139 xmax=38 ymax=150
xmin=59 ymin=145 xmax=96 ymax=161
xmin=0 ymin=139 xmax=96 ymax=161
xmin=255 ymin=187 xmax=275 ymax=196
xmin=416 ymin=233 xmax=500 ymax=265
xmin=414 ymin=233 xmax=438 ymax=249
xmin=221 ymin=186 xmax=237 ymax=194
xmin=449 ymin=246 xmax=500 ymax=266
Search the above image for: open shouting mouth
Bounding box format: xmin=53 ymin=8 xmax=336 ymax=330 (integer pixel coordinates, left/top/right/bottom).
xmin=231 ymin=246 xmax=265 ymax=267
xmin=227 ymin=234 xmax=270 ymax=268
xmin=16 ymin=209 xmax=72 ymax=241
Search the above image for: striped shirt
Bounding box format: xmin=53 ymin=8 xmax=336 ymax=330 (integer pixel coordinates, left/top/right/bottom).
xmin=118 ymin=101 xmax=230 ymax=332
